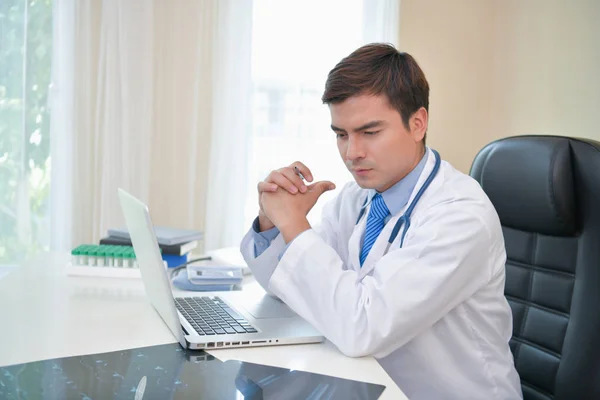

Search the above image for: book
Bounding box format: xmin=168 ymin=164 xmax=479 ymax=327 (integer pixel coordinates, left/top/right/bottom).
xmin=172 ymin=271 xmax=241 ymax=292
xmin=162 ymin=253 xmax=188 ymax=268
xmin=99 ymin=236 xmax=198 ymax=256
xmin=186 ymin=265 xmax=243 ymax=286
xmin=107 ymin=226 xmax=203 ymax=246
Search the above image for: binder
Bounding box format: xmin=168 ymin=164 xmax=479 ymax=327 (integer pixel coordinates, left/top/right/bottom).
xmin=107 ymin=226 xmax=203 ymax=246
xmin=99 ymin=236 xmax=198 ymax=256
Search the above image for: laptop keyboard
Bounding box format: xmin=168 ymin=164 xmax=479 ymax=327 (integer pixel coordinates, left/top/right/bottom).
xmin=174 ymin=296 xmax=258 ymax=336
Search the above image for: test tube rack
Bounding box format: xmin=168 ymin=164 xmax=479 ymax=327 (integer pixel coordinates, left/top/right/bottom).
xmin=66 ymin=244 xmax=149 ymax=279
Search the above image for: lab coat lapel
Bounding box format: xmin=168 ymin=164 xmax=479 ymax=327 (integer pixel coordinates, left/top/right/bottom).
xmin=360 ymin=213 xmax=402 ymax=273
xmin=349 ymin=201 xmax=403 ymax=273
xmin=348 ymin=208 xmax=367 ymax=272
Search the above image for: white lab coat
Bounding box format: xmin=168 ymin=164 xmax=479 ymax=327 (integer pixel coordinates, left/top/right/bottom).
xmin=240 ymin=148 xmax=523 ymax=400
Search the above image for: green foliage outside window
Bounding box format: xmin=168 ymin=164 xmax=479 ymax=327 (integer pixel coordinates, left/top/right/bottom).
xmin=0 ymin=0 xmax=53 ymax=265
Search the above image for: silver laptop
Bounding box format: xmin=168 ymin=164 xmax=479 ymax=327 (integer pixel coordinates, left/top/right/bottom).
xmin=118 ymin=188 xmax=324 ymax=350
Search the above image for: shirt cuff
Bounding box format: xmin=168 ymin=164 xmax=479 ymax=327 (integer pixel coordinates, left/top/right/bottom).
xmin=252 ymin=216 xmax=280 ymax=257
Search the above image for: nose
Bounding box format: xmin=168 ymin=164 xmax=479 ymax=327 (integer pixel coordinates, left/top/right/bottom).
xmin=346 ymin=135 xmax=365 ymax=162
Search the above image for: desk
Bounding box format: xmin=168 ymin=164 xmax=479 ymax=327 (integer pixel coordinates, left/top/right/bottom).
xmin=0 ymin=250 xmax=407 ymax=399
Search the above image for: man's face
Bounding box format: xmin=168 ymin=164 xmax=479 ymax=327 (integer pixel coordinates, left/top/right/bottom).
xmin=329 ymin=94 xmax=427 ymax=192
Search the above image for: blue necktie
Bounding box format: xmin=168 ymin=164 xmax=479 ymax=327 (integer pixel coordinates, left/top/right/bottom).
xmin=360 ymin=193 xmax=390 ymax=266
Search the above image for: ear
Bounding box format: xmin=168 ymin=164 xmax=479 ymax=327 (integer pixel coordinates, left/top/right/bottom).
xmin=409 ymin=107 xmax=428 ymax=142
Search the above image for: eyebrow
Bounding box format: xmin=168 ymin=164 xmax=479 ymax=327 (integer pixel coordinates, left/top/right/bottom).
xmin=331 ymin=120 xmax=384 ymax=133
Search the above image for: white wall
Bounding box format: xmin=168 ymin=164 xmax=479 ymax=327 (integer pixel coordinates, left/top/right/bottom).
xmin=399 ymin=0 xmax=600 ymax=173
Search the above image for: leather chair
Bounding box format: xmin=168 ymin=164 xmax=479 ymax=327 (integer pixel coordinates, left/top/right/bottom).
xmin=470 ymin=135 xmax=600 ymax=400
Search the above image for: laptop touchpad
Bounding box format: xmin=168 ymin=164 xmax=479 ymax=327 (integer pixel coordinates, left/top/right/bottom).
xmin=243 ymin=296 xmax=297 ymax=319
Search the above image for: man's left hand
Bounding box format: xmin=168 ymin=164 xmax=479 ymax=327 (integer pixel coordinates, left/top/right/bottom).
xmin=260 ymin=180 xmax=336 ymax=243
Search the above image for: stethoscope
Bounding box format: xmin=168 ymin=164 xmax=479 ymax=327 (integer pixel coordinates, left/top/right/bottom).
xmin=355 ymin=149 xmax=441 ymax=251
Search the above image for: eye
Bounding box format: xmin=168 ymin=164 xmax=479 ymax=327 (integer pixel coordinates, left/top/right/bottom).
xmin=364 ymin=131 xmax=379 ymax=135
xmin=336 ymin=133 xmax=347 ymax=139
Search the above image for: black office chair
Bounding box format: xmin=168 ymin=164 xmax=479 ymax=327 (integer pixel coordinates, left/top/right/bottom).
xmin=470 ymin=135 xmax=600 ymax=400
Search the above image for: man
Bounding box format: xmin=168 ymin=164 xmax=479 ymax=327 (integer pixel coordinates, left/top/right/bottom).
xmin=239 ymin=43 xmax=522 ymax=400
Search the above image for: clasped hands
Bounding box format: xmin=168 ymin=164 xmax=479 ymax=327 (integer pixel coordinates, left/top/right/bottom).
xmin=257 ymin=162 xmax=335 ymax=243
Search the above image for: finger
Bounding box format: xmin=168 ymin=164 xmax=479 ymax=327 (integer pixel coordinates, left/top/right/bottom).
xmin=307 ymin=180 xmax=336 ymax=197
xmin=290 ymin=161 xmax=314 ymax=183
xmin=257 ymin=181 xmax=278 ymax=193
xmin=279 ymin=167 xmax=308 ymax=193
xmin=269 ymin=171 xmax=301 ymax=194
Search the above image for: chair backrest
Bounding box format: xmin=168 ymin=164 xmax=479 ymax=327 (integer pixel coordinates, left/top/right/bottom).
xmin=470 ymin=135 xmax=600 ymax=400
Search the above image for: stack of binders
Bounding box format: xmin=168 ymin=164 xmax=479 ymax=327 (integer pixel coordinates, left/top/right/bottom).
xmin=100 ymin=226 xmax=203 ymax=268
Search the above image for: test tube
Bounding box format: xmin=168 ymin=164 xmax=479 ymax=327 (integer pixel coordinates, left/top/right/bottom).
xmin=79 ymin=245 xmax=89 ymax=266
xmin=108 ymin=247 xmax=115 ymax=267
xmin=104 ymin=246 xmax=112 ymax=267
xmin=120 ymin=249 xmax=128 ymax=268
xmin=110 ymin=246 xmax=119 ymax=267
xmin=108 ymin=246 xmax=116 ymax=266
xmin=119 ymin=247 xmax=129 ymax=267
xmin=71 ymin=246 xmax=80 ymax=266
xmin=97 ymin=246 xmax=105 ymax=267
xmin=126 ymin=248 xmax=134 ymax=268
xmin=78 ymin=246 xmax=86 ymax=265
xmin=114 ymin=247 xmax=123 ymax=267
xmin=88 ymin=246 xmax=97 ymax=267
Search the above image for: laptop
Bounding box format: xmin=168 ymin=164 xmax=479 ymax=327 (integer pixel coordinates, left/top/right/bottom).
xmin=117 ymin=188 xmax=324 ymax=350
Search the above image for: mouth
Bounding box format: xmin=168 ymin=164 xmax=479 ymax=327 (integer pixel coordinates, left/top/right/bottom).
xmin=352 ymin=168 xmax=372 ymax=176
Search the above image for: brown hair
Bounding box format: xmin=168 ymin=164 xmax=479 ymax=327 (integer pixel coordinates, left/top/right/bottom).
xmin=322 ymin=43 xmax=429 ymax=143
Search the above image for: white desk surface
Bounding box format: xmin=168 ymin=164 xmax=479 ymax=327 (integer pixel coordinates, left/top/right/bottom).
xmin=0 ymin=250 xmax=407 ymax=400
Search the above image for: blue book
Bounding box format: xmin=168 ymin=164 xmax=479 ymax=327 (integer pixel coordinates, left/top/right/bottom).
xmin=162 ymin=253 xmax=188 ymax=268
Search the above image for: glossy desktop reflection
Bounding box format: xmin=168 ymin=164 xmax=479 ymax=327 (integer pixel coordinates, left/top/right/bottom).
xmin=0 ymin=343 xmax=385 ymax=399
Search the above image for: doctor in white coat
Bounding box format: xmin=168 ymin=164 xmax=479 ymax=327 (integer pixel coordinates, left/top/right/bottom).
xmin=240 ymin=44 xmax=522 ymax=400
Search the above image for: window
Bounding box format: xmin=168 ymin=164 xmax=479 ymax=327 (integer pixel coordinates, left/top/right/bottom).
xmin=245 ymin=0 xmax=367 ymax=228
xmin=0 ymin=0 xmax=53 ymax=266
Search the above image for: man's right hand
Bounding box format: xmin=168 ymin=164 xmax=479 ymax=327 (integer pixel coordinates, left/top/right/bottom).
xmin=257 ymin=161 xmax=313 ymax=231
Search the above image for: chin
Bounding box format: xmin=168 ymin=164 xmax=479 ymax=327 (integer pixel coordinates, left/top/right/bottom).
xmin=353 ymin=177 xmax=378 ymax=190
xmin=355 ymin=178 xmax=394 ymax=193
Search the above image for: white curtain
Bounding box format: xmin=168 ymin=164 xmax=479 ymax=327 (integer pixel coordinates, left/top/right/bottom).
xmin=363 ymin=0 xmax=401 ymax=45
xmin=50 ymin=0 xmax=217 ymax=250
xmin=48 ymin=0 xmax=399 ymax=253
xmin=49 ymin=0 xmax=75 ymax=252
xmin=72 ymin=0 xmax=155 ymax=246
xmin=203 ymin=0 xmax=254 ymax=251
xmin=204 ymin=0 xmax=401 ymax=250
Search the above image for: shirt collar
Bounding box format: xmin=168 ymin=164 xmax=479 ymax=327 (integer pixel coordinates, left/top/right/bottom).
xmin=368 ymin=148 xmax=429 ymax=216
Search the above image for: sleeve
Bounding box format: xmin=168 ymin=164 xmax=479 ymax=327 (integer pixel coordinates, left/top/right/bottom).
xmin=239 ymin=191 xmax=345 ymax=295
xmin=251 ymin=217 xmax=280 ymax=257
xmin=268 ymin=201 xmax=499 ymax=358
